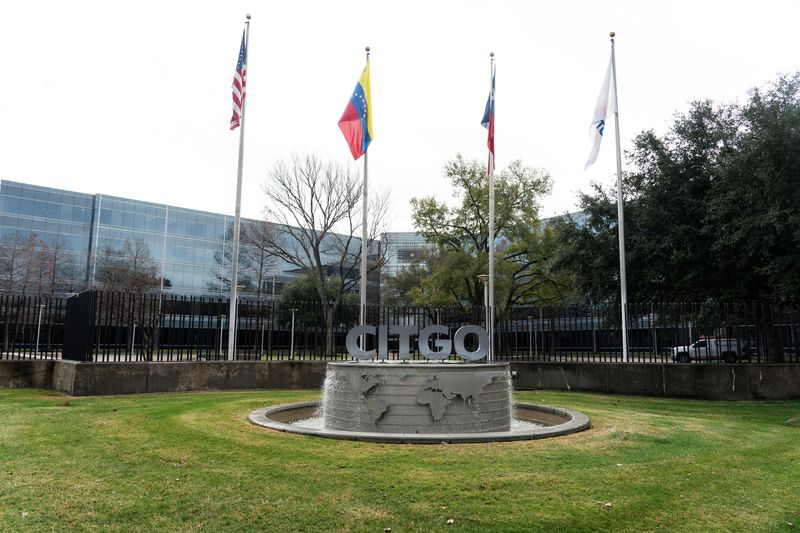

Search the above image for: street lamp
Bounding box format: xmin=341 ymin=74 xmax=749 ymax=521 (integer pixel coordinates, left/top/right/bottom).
xmin=35 ymin=303 xmax=46 ymax=355
xmin=218 ymin=314 xmax=225 ymax=357
xmin=527 ymin=315 xmax=533 ymax=359
xmin=289 ymin=308 xmax=297 ymax=360
xmin=477 ymin=274 xmax=490 ymax=362
xmin=260 ymin=273 xmax=278 ymax=359
xmin=131 ymin=323 xmax=138 ymax=359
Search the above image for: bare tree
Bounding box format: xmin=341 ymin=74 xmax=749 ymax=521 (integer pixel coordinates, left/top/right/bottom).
xmin=208 ymin=225 xmax=238 ymax=295
xmin=260 ymin=154 xmax=388 ymax=355
xmin=208 ymin=221 xmax=278 ymax=299
xmin=0 ymin=230 xmax=84 ymax=296
xmin=96 ymin=238 xmax=162 ymax=359
xmin=97 ymin=238 xmax=160 ymax=292
xmin=0 ymin=231 xmax=38 ymax=294
xmin=36 ymin=235 xmax=80 ymax=295
xmin=240 ymin=220 xmax=279 ymax=301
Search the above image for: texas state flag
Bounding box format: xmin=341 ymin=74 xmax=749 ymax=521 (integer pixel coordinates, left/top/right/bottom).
xmin=481 ymin=62 xmax=496 ymax=171
xmin=339 ymin=63 xmax=373 ymax=160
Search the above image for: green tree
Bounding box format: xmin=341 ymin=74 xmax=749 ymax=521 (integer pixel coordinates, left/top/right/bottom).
xmin=559 ymin=73 xmax=800 ymax=361
xmin=382 ymin=256 xmax=432 ymax=307
xmin=560 ymin=72 xmax=800 ymax=305
xmin=278 ymin=275 xmax=358 ymax=331
xmin=707 ymin=73 xmax=800 ymax=301
xmin=558 ymin=100 xmax=740 ymax=302
xmin=410 ymin=155 xmax=562 ymax=317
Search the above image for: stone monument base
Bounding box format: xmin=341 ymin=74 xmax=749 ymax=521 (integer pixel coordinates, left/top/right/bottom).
xmin=322 ymin=362 xmax=511 ymax=434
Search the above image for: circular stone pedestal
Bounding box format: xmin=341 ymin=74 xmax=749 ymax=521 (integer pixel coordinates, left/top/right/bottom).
xmin=322 ymin=362 xmax=511 ymax=434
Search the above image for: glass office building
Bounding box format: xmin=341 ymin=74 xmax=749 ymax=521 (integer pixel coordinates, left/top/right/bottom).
xmin=0 ymin=180 xmax=378 ymax=298
xmin=381 ymin=231 xmax=435 ymax=277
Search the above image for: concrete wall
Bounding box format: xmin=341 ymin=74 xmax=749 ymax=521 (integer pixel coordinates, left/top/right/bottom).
xmin=50 ymin=360 xmax=328 ymax=396
xmin=510 ymin=362 xmax=800 ymax=400
xmin=1 ymin=360 xmax=799 ymax=400
xmin=0 ymin=360 xmax=53 ymax=390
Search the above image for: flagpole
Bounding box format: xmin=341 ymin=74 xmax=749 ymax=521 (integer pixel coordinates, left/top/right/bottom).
xmin=227 ymin=14 xmax=250 ymax=361
xmin=610 ymin=31 xmax=629 ymax=363
xmin=487 ymin=52 xmax=495 ymax=364
xmin=359 ymin=46 xmax=370 ymax=336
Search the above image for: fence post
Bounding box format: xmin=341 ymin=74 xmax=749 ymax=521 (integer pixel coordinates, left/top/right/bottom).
xmin=62 ymin=291 xmax=97 ymax=362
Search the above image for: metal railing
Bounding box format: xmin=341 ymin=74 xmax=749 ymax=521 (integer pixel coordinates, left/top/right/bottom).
xmin=1 ymin=292 xmax=798 ymax=364
xmin=0 ymin=294 xmax=65 ymax=360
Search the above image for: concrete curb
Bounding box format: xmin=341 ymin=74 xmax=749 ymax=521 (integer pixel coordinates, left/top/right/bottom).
xmin=248 ymin=401 xmax=591 ymax=444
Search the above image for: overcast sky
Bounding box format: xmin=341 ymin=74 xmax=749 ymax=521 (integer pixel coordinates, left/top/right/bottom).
xmin=1 ymin=1 xmax=798 ymax=231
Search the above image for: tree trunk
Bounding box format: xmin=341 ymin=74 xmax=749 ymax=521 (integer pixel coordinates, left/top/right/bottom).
xmin=756 ymin=303 xmax=784 ymax=363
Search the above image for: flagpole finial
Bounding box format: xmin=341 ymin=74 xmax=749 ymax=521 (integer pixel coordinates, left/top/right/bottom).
xmin=365 ymin=46 xmax=370 ymax=53
xmin=489 ymin=51 xmax=495 ymax=58
xmin=246 ymin=14 xmax=251 ymax=20
xmin=610 ymin=31 xmax=615 ymax=38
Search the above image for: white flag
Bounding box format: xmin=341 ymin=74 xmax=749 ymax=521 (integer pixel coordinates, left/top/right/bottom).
xmin=584 ymin=57 xmax=617 ymax=170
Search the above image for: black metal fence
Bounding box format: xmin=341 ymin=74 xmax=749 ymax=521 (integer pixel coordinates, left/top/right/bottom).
xmin=1 ymin=294 xmax=65 ymax=360
xmin=2 ymin=292 xmax=799 ymax=364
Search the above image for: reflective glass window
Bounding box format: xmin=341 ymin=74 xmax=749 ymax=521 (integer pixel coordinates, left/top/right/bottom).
xmin=34 ymin=201 xmax=48 ymax=218
xmin=132 ymin=213 xmax=145 ymax=230
xmin=5 ymin=197 xmax=20 ymax=215
xmin=75 ymin=207 xmax=91 ymax=224
xmin=19 ymin=198 xmax=35 ymax=216
xmin=59 ymin=204 xmax=73 ymax=221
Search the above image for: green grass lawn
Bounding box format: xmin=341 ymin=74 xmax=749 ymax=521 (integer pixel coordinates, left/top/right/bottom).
xmin=1 ymin=388 xmax=799 ymax=532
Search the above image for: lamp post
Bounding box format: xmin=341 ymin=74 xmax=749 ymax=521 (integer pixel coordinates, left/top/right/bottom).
xmin=527 ymin=315 xmax=533 ymax=360
xmin=539 ymin=306 xmax=543 ymax=357
xmin=289 ymin=308 xmax=297 ymax=360
xmin=218 ymin=314 xmax=225 ymax=358
xmin=35 ymin=304 xmax=45 ymax=355
xmin=259 ymin=272 xmax=275 ymax=357
xmin=478 ymin=274 xmax=490 ymax=362
xmin=265 ymin=273 xmax=277 ymax=358
xmin=260 ymin=309 xmax=266 ymax=358
xmin=131 ymin=323 xmax=137 ymax=358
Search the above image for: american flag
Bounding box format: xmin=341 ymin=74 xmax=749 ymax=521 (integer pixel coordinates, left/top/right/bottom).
xmin=230 ymin=31 xmax=247 ymax=130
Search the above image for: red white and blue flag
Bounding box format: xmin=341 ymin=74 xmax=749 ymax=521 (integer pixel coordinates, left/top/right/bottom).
xmin=230 ymin=31 xmax=247 ymax=130
xmin=481 ymin=62 xmax=496 ymax=171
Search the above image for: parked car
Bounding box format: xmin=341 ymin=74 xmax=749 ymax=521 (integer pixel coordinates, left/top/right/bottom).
xmin=671 ymin=337 xmax=748 ymax=363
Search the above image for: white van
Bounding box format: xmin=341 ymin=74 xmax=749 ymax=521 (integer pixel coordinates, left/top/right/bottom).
xmin=671 ymin=338 xmax=747 ymax=363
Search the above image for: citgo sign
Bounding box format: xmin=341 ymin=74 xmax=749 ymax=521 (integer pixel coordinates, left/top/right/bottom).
xmin=345 ymin=324 xmax=489 ymax=361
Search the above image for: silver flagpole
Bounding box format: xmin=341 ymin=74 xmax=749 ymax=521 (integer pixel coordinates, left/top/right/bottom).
xmin=359 ymin=47 xmax=370 ymax=335
xmin=610 ymin=32 xmax=629 ymax=363
xmin=91 ymin=195 xmax=102 ymax=286
xmin=487 ymin=52 xmax=495 ymax=363
xmin=227 ymin=14 xmax=251 ymax=361
xmin=160 ymin=206 xmax=168 ymax=292
xmin=360 ymin=150 xmax=368 ymax=328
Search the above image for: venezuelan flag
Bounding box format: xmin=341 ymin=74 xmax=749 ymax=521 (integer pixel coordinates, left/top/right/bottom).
xmin=338 ymin=62 xmax=372 ymax=160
